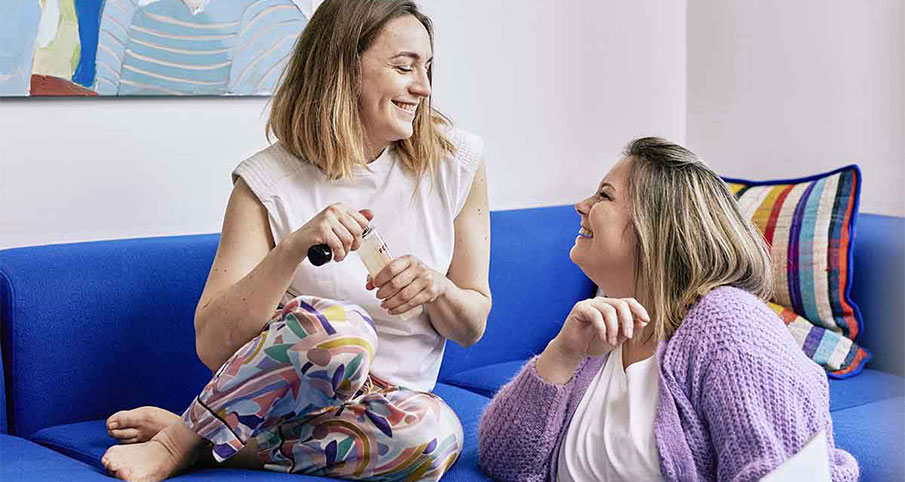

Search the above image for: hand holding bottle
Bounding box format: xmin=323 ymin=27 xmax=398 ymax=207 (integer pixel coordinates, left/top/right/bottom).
xmin=291 ymin=203 xmax=372 ymax=264
xmin=365 ymin=236 xmax=449 ymax=320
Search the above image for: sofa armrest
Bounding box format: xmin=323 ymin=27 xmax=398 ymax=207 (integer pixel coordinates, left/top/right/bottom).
xmin=851 ymin=214 xmax=905 ymax=377
xmin=0 ymin=234 xmax=218 ymax=437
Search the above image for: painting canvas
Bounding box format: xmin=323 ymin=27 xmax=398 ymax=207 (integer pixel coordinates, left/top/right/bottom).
xmin=0 ymin=0 xmax=319 ymax=96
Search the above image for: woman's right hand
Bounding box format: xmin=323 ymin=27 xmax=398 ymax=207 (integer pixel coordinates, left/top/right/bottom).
xmin=291 ymin=203 xmax=373 ymax=263
xmin=553 ymin=297 xmax=650 ymax=358
xmin=537 ymin=297 xmax=650 ymax=384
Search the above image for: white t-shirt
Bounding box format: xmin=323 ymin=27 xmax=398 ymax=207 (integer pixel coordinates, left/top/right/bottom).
xmin=232 ymin=128 xmax=483 ymax=392
xmin=557 ymin=344 xmax=663 ymax=482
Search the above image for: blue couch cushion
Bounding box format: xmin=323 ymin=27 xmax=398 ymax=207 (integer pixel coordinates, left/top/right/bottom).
xmin=827 ymin=368 xmax=905 ymax=412
xmin=30 ymin=418 xmax=322 ymax=481
xmin=31 ymin=383 xmax=491 ymax=481
xmin=0 ymin=434 xmax=110 ymax=481
xmin=31 ymin=420 xmax=109 ymax=471
xmin=439 ymin=206 xmax=596 ymax=382
xmin=0 ymin=235 xmax=220 ymax=437
xmin=832 ymin=397 xmax=905 ymax=481
xmin=431 ymin=383 xmax=493 ymax=482
xmin=444 ymin=360 xmax=528 ymax=398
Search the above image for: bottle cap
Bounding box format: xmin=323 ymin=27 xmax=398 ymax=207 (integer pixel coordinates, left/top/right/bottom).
xmin=307 ymin=244 xmax=332 ymax=266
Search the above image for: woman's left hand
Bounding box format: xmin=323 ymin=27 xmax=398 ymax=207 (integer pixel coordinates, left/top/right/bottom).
xmin=367 ymin=255 xmax=450 ymax=315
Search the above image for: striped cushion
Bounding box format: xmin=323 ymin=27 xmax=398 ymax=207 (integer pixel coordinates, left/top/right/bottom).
xmin=767 ymin=302 xmax=870 ymax=377
xmin=724 ymin=165 xmax=868 ymax=378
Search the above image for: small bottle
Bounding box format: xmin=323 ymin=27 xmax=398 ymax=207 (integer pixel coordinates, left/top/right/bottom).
xmin=357 ymin=226 xmax=423 ymax=321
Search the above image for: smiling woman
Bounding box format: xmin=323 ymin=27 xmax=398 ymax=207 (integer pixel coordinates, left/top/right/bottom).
xmin=479 ymin=137 xmax=857 ymax=482
xmin=267 ymin=0 xmax=454 ymax=180
xmin=357 ymin=17 xmax=434 ymax=155
xmin=569 ymin=161 xmax=639 ymax=304
xmin=99 ymin=1 xmax=492 ymax=481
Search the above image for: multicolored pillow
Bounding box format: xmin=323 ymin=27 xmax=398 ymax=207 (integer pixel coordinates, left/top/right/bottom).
xmin=767 ymin=302 xmax=869 ymax=377
xmin=724 ymin=165 xmax=869 ymax=378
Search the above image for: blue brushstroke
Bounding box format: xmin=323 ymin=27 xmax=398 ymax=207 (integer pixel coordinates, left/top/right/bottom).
xmin=72 ymin=0 xmax=106 ymax=88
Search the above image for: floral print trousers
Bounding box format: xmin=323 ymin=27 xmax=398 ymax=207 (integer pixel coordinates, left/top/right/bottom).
xmin=182 ymin=296 xmax=463 ymax=481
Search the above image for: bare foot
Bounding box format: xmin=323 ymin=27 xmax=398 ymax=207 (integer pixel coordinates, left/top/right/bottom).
xmin=102 ymin=422 xmax=202 ymax=482
xmin=107 ymin=406 xmax=181 ymax=444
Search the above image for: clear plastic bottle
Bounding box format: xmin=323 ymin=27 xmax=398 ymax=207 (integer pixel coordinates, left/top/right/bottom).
xmin=357 ymin=226 xmax=423 ymax=321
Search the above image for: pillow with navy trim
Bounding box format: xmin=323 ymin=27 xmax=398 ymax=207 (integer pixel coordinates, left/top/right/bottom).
xmin=724 ymin=165 xmax=868 ymax=378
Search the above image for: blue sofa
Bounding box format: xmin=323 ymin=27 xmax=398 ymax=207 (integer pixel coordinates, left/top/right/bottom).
xmin=2 ymin=206 xmax=903 ymax=481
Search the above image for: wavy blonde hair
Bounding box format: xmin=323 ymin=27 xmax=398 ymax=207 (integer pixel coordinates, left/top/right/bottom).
xmin=267 ymin=0 xmax=454 ymax=180
xmin=624 ymin=137 xmax=773 ymax=340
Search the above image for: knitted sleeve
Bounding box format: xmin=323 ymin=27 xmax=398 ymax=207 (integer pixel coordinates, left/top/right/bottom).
xmin=701 ymin=347 xmax=859 ymax=482
xmin=478 ymin=357 xmax=577 ymax=482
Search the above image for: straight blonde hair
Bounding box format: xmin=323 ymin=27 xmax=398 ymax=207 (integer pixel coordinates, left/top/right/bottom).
xmin=625 ymin=137 xmax=773 ymax=339
xmin=266 ymin=0 xmax=454 ymax=180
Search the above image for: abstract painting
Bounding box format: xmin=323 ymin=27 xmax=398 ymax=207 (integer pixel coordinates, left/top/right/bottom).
xmin=0 ymin=0 xmax=319 ymax=96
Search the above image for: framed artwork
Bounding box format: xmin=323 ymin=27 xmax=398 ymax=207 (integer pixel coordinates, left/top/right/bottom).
xmin=0 ymin=0 xmax=320 ymax=96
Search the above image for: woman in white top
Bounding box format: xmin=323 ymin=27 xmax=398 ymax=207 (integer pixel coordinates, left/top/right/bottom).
xmin=101 ymin=1 xmax=491 ymax=481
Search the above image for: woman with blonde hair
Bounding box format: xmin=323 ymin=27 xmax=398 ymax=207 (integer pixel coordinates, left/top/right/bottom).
xmin=478 ymin=137 xmax=857 ymax=481
xmin=101 ymin=1 xmax=490 ymax=480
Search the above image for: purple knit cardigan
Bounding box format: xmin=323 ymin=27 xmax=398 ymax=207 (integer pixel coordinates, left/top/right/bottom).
xmin=478 ymin=286 xmax=858 ymax=481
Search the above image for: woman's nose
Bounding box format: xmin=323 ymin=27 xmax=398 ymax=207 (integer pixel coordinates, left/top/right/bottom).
xmin=411 ymin=69 xmax=431 ymax=98
xmin=575 ymin=197 xmax=591 ymax=215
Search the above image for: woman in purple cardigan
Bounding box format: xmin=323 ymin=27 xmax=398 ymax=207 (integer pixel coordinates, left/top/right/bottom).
xmin=478 ymin=138 xmax=858 ymax=482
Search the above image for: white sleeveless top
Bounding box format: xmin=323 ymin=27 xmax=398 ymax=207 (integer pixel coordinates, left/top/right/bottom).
xmin=557 ymin=345 xmax=663 ymax=482
xmin=233 ymin=128 xmax=483 ymax=392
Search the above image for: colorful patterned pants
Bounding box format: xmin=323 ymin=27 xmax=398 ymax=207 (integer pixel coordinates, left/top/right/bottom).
xmin=182 ymin=296 xmax=463 ymax=481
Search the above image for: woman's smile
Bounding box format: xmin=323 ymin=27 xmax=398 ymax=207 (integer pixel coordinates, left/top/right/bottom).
xmin=392 ymin=99 xmax=418 ymax=116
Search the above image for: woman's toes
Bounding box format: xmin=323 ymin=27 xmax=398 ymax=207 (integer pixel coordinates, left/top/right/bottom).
xmin=110 ymin=428 xmax=140 ymax=440
xmin=106 ymin=406 xmax=182 ymax=444
xmin=107 ymin=411 xmax=125 ymax=430
xmin=102 ymin=446 xmax=119 ymax=471
xmin=107 ymin=409 xmax=140 ymax=431
xmin=108 ymin=407 xmax=152 ymax=429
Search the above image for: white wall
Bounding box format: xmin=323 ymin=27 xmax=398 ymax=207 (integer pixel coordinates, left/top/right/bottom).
xmin=421 ymin=0 xmax=687 ymax=210
xmin=687 ymin=0 xmax=905 ymax=217
xmin=0 ymin=0 xmax=687 ymax=249
xmin=0 ymin=96 xmax=271 ymax=248
xmin=2 ymin=1 xmax=903 ymax=250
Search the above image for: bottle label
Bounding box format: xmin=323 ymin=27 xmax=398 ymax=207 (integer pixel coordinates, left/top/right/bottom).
xmin=357 ymin=227 xmax=423 ymax=321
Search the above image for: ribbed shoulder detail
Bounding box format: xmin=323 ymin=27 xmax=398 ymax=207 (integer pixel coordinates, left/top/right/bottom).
xmin=672 ymin=286 xmax=786 ymax=354
xmin=232 ymin=143 xmax=307 ymax=200
xmin=444 ymin=126 xmax=484 ymax=173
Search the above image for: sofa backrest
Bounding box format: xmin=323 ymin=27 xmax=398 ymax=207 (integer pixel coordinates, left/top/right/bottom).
xmin=438 ymin=206 xmax=597 ymax=381
xmin=1 ymin=208 xmax=900 ymax=435
xmin=0 ymin=235 xmax=219 ymax=437
xmin=851 ymin=213 xmax=905 ymax=376
xmin=0 ymin=206 xmax=594 ymax=435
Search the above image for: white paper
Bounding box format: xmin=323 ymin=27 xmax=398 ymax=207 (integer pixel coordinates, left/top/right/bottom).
xmin=761 ymin=430 xmax=831 ymax=482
